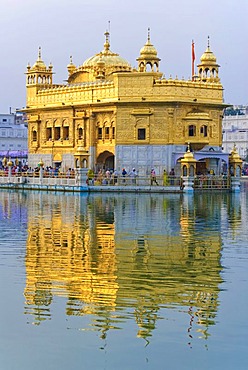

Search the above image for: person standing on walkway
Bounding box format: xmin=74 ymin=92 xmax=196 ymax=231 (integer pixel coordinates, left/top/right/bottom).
xmin=151 ymin=169 xmax=159 ymax=185
xmin=129 ymin=168 xmax=137 ymax=185
xmin=169 ymin=168 xmax=175 ymax=185
xmin=163 ymin=169 xmax=169 ymax=186
xmin=122 ymin=168 xmax=127 ymax=184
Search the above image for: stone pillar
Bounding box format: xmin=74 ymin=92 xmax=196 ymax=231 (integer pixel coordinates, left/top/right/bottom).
xmin=231 ymin=177 xmax=241 ymax=192
xmin=181 ymin=176 xmax=194 ymax=193
xmin=88 ymin=113 xmax=96 ymax=170
xmin=38 ymin=159 xmax=44 ymax=185
xmin=180 ymin=144 xmax=197 ymax=193
xmin=229 ymin=145 xmax=242 ymax=193
xmin=7 ymin=160 xmax=13 ymax=183
xmin=75 ymin=168 xmax=88 ymax=186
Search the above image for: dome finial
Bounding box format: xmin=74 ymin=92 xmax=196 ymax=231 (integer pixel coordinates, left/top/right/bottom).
xmin=104 ymin=29 xmax=110 ymax=51
xmin=67 ymin=55 xmax=76 ymax=75
xmin=207 ymin=35 xmax=210 ymax=48
xmin=38 ymin=46 xmax=42 ymax=61
xmin=148 ymin=27 xmax=151 ymax=42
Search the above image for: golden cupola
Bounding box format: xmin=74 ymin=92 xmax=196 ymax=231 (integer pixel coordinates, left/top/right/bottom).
xmin=26 ymin=47 xmax=53 ymax=87
xmin=197 ymin=37 xmax=220 ymax=82
xmin=68 ymin=30 xmax=132 ymax=83
xmin=137 ymin=28 xmax=160 ymax=72
xmin=31 ymin=47 xmax=48 ymax=71
xmin=82 ymin=30 xmax=132 ymax=75
xmin=67 ymin=56 xmax=76 ymax=77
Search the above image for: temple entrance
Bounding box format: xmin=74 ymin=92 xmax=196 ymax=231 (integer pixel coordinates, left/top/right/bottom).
xmin=96 ymin=151 xmax=115 ymax=172
xmin=196 ymin=160 xmax=207 ymax=175
xmin=53 ymin=153 xmax=62 ymax=169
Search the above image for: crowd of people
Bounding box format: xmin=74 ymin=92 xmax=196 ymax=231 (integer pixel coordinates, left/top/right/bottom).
xmin=0 ymin=160 xmax=178 ymax=186
xmin=0 ymin=163 xmax=76 ymax=178
xmin=86 ymin=167 xmax=177 ymax=186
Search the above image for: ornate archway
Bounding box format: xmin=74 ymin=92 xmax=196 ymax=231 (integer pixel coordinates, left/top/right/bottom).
xmin=96 ymin=151 xmax=115 ymax=171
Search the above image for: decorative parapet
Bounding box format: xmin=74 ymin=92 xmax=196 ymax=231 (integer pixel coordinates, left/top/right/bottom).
xmin=26 ymin=73 xmax=224 ymax=108
xmin=153 ymin=77 xmax=223 ymax=103
xmin=27 ymin=80 xmax=116 ymax=108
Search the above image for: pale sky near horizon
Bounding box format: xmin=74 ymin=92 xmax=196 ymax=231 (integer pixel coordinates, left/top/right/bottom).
xmin=0 ymin=0 xmax=247 ymax=113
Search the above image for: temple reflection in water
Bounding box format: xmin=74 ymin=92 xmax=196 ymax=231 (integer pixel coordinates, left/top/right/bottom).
xmin=1 ymin=190 xmax=239 ymax=343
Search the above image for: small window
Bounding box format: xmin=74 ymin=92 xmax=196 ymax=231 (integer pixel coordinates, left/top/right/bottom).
xmin=78 ymin=127 xmax=83 ymax=139
xmin=112 ymin=127 xmax=115 ymax=139
xmin=105 ymin=127 xmax=110 ymax=139
xmin=63 ymin=126 xmax=69 ymax=140
xmin=138 ymin=128 xmax=146 ymax=140
xmin=98 ymin=127 xmax=102 ymax=139
xmin=55 ymin=127 xmax=61 ymax=140
xmin=188 ymin=125 xmax=196 ymax=137
xmin=32 ymin=130 xmax=37 ymax=142
xmin=46 ymin=127 xmax=52 ymax=140
xmin=200 ymin=125 xmax=208 ymax=137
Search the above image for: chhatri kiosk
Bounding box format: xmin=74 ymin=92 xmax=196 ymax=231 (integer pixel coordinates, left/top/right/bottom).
xmin=25 ymin=30 xmax=228 ymax=177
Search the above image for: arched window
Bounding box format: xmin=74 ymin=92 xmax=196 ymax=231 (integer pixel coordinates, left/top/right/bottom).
xmin=78 ymin=127 xmax=83 ymax=139
xmin=188 ymin=125 xmax=196 ymax=137
xmin=32 ymin=130 xmax=37 ymax=142
xmin=189 ymin=165 xmax=195 ymax=176
xmin=105 ymin=127 xmax=110 ymax=139
xmin=139 ymin=62 xmax=145 ymax=72
xmin=200 ymin=125 xmax=208 ymax=137
xmin=146 ymin=63 xmax=152 ymax=72
xmin=98 ymin=127 xmax=102 ymax=139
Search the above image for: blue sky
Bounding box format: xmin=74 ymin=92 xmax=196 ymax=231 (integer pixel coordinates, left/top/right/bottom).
xmin=0 ymin=0 xmax=247 ymax=113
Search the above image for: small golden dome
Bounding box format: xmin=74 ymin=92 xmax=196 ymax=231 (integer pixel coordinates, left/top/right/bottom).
xmin=97 ymin=54 xmax=106 ymax=68
xmin=200 ymin=37 xmax=218 ymax=65
xmin=32 ymin=47 xmax=47 ymax=70
xmin=200 ymin=47 xmax=217 ymax=63
xmin=229 ymin=145 xmax=242 ymax=162
xmin=67 ymin=56 xmax=76 ymax=74
xmin=139 ymin=29 xmax=158 ymax=57
xmin=181 ymin=144 xmax=197 ymax=163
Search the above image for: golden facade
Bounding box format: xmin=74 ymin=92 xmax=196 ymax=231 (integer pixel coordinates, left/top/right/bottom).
xmin=25 ymin=31 xmax=227 ymax=175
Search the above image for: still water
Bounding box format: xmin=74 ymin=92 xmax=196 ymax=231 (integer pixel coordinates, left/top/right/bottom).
xmin=0 ymin=187 xmax=248 ymax=370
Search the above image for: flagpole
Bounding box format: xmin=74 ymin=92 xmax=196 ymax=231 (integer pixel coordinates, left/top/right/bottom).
xmin=192 ymin=40 xmax=195 ymax=80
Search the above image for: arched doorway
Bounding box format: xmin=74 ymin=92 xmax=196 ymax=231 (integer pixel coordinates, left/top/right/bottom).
xmin=96 ymin=151 xmax=115 ymax=172
xmin=53 ymin=153 xmax=62 ymax=169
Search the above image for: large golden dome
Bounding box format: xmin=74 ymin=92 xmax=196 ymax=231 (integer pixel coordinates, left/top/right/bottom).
xmin=82 ymin=31 xmax=131 ymax=73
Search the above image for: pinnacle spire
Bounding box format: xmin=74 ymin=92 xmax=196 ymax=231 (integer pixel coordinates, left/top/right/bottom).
xmin=38 ymin=46 xmax=42 ymax=61
xmin=104 ymin=30 xmax=110 ymax=51
xmin=147 ymin=27 xmax=151 ymax=43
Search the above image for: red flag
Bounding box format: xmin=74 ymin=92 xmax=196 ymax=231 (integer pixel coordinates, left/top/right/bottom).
xmin=192 ymin=40 xmax=195 ymax=79
xmin=192 ymin=40 xmax=195 ymax=62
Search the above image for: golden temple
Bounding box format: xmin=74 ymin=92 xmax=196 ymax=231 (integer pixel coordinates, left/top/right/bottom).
xmin=25 ymin=30 xmax=227 ymax=176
